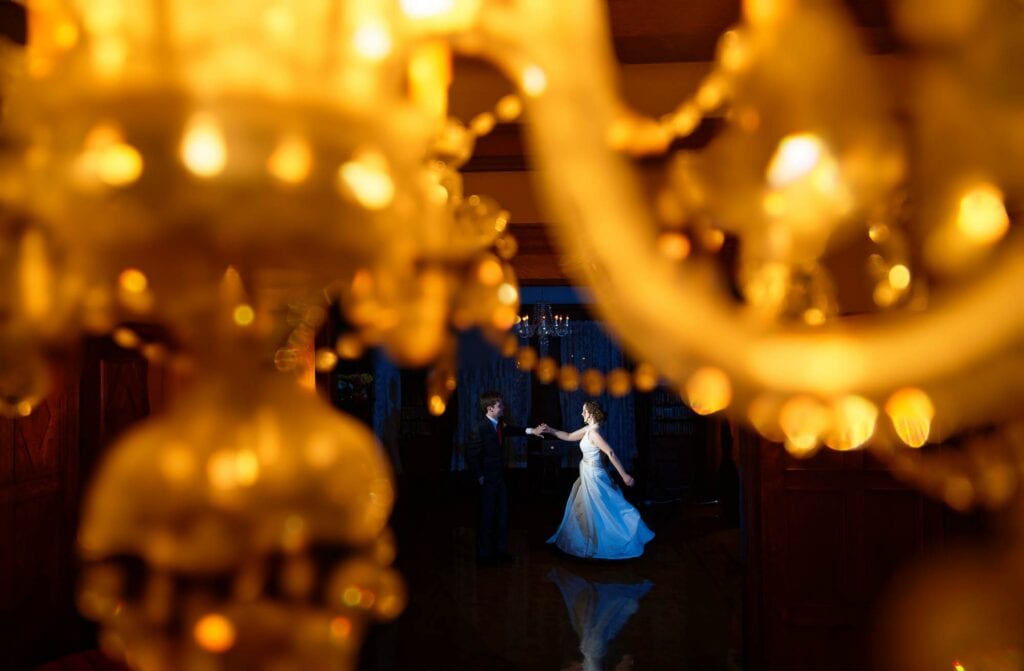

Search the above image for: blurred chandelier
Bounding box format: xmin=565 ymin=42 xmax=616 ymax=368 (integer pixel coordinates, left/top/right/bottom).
xmin=0 ymin=0 xmax=1021 ymax=669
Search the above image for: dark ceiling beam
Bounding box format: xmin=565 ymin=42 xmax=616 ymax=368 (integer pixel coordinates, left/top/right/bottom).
xmin=0 ymin=1 xmax=26 ymax=46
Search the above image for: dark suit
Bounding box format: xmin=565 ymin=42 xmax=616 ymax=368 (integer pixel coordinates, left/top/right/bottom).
xmin=466 ymin=417 xmax=528 ymax=560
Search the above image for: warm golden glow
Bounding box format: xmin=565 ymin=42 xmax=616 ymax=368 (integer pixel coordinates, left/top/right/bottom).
xmin=400 ymin=0 xmax=456 ymax=19
xmin=803 ymin=308 xmax=826 ymax=326
xmin=338 ymin=150 xmax=395 ymax=210
xmin=267 ymin=135 xmax=313 ymax=184
xmin=84 ymin=130 xmax=143 ymax=187
xmin=885 ymin=387 xmax=934 ymax=448
xmin=232 ymin=304 xmax=255 ymax=326
xmin=607 ymin=369 xmax=632 ymax=397
xmin=18 ymin=230 xmax=53 ymax=321
xmin=747 ymin=395 xmax=785 ymax=442
xmin=516 ymin=346 xmax=538 ymax=371
xmin=353 ymin=21 xmax=392 ymax=61
xmin=111 ymin=327 xmax=140 ymax=349
xmin=685 ymin=367 xmax=732 ymax=415
xmin=521 ymin=65 xmax=547 ymax=97
xmin=207 ymin=449 xmax=261 ymax=489
xmin=497 ymin=282 xmax=518 ymax=305
xmin=956 ymin=184 xmax=1009 ymax=245
xmin=476 ymin=258 xmax=503 ymax=286
xmin=193 ymin=614 xmax=236 ymax=653
xmin=581 ymin=368 xmax=605 ymax=396
xmin=633 ymin=363 xmax=659 ymax=392
xmin=336 ymin=334 xmax=365 ymax=360
xmin=408 ymin=41 xmax=451 ymax=121
xmin=428 ymin=394 xmax=447 ymax=416
xmin=888 ymin=264 xmax=911 ymax=291
xmin=780 ymin=396 xmax=828 ymax=456
xmin=536 ymin=357 xmax=558 ymax=384
xmin=767 ymin=133 xmax=825 ymax=188
xmin=180 ymin=114 xmax=228 ymax=177
xmin=495 ymin=94 xmax=523 ymax=122
xmin=6 ymin=1 xmax=1024 ymax=667
xmin=159 ymin=444 xmax=196 ymax=484
xmin=824 ymin=395 xmax=878 ymax=451
xmin=118 ymin=268 xmax=148 ymax=294
xmin=559 ymin=365 xmax=580 ymax=392
xmin=329 ymin=616 xmax=352 ymax=640
xmin=658 ymin=232 xmax=691 ymax=260
xmin=342 ymin=586 xmax=362 ymax=607
xmin=315 ymin=349 xmax=339 ymax=372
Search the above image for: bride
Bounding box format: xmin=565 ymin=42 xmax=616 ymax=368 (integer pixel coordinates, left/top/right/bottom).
xmin=543 ymin=401 xmax=654 ymax=560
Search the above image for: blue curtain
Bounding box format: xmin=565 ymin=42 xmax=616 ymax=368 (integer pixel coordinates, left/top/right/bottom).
xmin=451 ymin=329 xmax=533 ymax=471
xmin=372 ymin=351 xmax=403 ymax=475
xmin=558 ymin=321 xmax=636 ymax=471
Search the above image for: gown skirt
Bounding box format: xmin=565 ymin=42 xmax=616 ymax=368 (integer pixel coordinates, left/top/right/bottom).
xmin=547 ymin=434 xmax=654 ymax=559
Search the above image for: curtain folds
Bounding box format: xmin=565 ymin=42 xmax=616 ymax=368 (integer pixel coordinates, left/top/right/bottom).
xmin=452 ymin=330 xmax=533 ymax=470
xmin=558 ymin=321 xmax=636 ymax=471
xmin=372 ymin=350 xmax=404 ymax=475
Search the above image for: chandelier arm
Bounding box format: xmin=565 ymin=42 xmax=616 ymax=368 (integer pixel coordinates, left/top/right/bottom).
xmin=473 ymin=0 xmax=1024 ymax=432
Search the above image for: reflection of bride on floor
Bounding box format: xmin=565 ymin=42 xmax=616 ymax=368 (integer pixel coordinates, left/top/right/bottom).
xmin=548 ymin=565 xmax=653 ymax=671
xmin=543 ymin=401 xmax=654 ymax=559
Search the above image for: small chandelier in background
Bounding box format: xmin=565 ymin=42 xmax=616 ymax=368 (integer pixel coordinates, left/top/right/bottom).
xmin=514 ymin=302 xmax=570 ymax=349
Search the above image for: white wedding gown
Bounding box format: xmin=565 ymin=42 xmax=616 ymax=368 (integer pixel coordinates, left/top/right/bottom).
xmin=547 ymin=430 xmax=655 ymax=559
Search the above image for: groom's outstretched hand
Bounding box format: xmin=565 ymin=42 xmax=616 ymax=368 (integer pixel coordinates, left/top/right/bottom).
xmin=623 ymin=474 xmax=635 ymax=487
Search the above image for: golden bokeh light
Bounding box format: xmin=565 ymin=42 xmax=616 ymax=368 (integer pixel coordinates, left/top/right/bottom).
xmin=536 ymin=357 xmax=558 ymax=384
xmin=232 ymin=304 xmax=255 ymax=327
xmin=581 ymin=368 xmax=605 ymax=396
xmin=400 ymin=0 xmax=456 ymax=19
xmin=633 ymin=363 xmax=660 ymax=393
xmin=888 ymin=264 xmax=911 ymax=291
xmin=521 ymin=65 xmax=548 ymax=97
xmin=315 ymin=348 xmax=339 ymax=372
xmin=267 ymin=135 xmax=313 ymax=184
xmin=111 ymin=327 xmax=140 ymax=349
xmin=824 ymin=395 xmax=878 ymax=451
xmin=336 ymin=334 xmax=365 ymax=360
xmin=476 ymin=258 xmax=503 ymax=286
xmin=657 ymin=232 xmax=691 ymax=261
xmin=885 ymin=387 xmax=935 ymax=448
xmin=780 ymin=395 xmax=828 ymax=456
xmin=337 ymin=150 xmax=395 ymax=210
xmin=559 ymin=365 xmax=580 ymax=392
xmin=606 ymin=369 xmax=633 ymax=397
xmin=180 ymin=114 xmax=228 ymax=178
xmin=516 ymin=346 xmax=538 ymax=371
xmin=352 ymin=21 xmax=392 ymax=61
xmin=685 ymin=367 xmax=732 ymax=415
xmin=118 ymin=268 xmax=148 ymax=294
xmin=767 ymin=133 xmax=825 ymax=188
xmin=956 ymin=184 xmax=1009 ymax=246
xmin=193 ymin=614 xmax=236 ymax=654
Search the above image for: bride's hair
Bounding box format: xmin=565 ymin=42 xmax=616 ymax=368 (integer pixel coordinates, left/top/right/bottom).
xmin=583 ymin=400 xmax=606 ymax=423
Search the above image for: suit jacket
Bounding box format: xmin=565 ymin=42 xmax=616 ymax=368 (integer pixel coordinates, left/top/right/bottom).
xmin=466 ymin=417 xmax=528 ymax=481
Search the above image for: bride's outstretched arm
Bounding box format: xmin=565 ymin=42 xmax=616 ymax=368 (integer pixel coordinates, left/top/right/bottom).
xmin=545 ymin=426 xmax=587 ymax=442
xmin=591 ymin=431 xmax=635 ymax=486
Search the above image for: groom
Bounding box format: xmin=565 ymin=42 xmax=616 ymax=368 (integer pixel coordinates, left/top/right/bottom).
xmin=466 ymin=390 xmax=545 ymax=565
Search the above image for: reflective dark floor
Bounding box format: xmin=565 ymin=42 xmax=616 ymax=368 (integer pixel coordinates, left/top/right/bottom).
xmin=360 ymin=477 xmax=744 ymax=671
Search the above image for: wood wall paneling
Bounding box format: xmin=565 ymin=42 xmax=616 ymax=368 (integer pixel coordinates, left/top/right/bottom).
xmin=0 ymin=373 xmax=81 ymax=670
xmin=753 ymin=443 xmax=947 ymax=671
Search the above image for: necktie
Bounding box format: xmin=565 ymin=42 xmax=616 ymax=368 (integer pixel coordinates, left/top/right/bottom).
xmin=496 ymin=422 xmax=503 ymax=445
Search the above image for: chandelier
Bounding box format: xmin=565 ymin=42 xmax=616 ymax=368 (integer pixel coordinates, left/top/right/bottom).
xmin=513 ymin=302 xmax=571 ymax=348
xmin=0 ymin=0 xmax=1021 ymax=669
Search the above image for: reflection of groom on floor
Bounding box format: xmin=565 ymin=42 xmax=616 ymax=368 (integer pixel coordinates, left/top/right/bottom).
xmin=466 ymin=390 xmax=545 ymax=565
